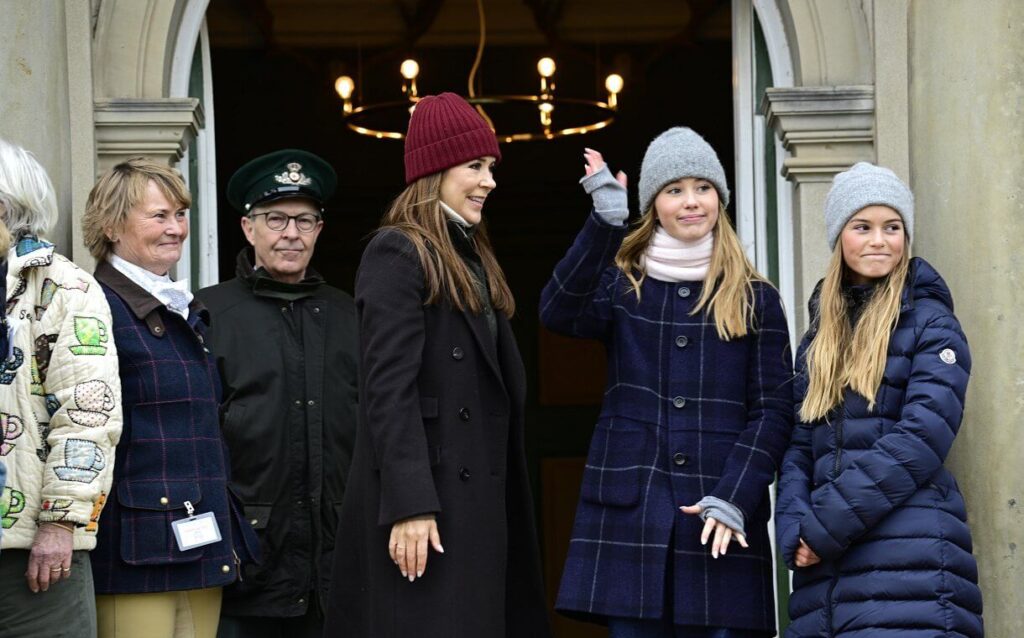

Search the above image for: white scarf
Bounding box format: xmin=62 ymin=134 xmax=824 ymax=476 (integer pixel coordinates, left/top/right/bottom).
xmin=109 ymin=254 xmax=193 ymax=320
xmin=640 ymin=226 xmax=713 ymax=282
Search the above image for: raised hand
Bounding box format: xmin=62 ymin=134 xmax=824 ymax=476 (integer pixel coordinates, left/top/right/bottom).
xmin=583 ymin=148 xmax=627 ymax=187
xmin=580 ymin=148 xmax=629 ymax=225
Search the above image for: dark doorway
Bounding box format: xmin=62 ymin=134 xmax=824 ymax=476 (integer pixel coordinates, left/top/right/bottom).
xmin=207 ymin=2 xmax=732 ymax=635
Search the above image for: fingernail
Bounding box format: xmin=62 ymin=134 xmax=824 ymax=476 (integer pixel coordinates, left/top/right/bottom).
xmin=401 ymin=571 xmax=407 ymax=578
xmin=417 ymin=570 xmax=423 ymax=578
xmin=408 ymin=574 xmax=415 ymax=582
xmin=438 ymin=545 xmax=445 ymax=553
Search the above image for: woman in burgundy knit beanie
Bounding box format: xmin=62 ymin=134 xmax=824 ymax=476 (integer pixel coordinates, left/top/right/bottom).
xmin=325 ymin=93 xmax=551 ymax=638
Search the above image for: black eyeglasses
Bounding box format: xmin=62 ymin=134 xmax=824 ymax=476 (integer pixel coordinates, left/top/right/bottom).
xmin=249 ymin=211 xmax=322 ymax=233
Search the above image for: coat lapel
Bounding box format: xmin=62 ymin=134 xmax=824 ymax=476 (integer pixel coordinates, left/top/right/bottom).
xmin=460 ymin=308 xmax=504 ymax=385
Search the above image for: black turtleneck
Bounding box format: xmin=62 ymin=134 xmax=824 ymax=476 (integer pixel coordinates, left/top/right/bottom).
xmin=446 ymin=219 xmax=497 ymax=341
xmin=843 ymin=281 xmax=879 ymax=326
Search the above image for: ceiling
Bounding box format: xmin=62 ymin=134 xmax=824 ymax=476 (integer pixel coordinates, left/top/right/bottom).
xmin=206 ymin=0 xmax=731 ymax=49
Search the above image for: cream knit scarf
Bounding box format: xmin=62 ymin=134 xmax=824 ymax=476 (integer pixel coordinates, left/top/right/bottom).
xmin=640 ymin=226 xmax=713 ymax=282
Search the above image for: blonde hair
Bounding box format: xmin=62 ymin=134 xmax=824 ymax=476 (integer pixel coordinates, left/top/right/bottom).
xmin=379 ymin=173 xmax=515 ymax=316
xmin=0 ymin=138 xmax=59 ymax=240
xmin=800 ymin=241 xmax=911 ymax=421
xmin=614 ymin=202 xmax=768 ymax=340
xmin=82 ymin=157 xmax=192 ymax=262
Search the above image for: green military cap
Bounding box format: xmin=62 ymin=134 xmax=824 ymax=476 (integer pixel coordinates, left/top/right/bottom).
xmin=226 ymin=149 xmax=337 ymax=213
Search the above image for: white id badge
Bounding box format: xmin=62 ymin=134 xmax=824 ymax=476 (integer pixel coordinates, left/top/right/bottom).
xmin=171 ymin=501 xmax=222 ymax=552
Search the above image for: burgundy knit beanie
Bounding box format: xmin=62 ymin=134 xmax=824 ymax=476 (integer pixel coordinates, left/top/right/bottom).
xmin=404 ymin=92 xmax=501 ymax=184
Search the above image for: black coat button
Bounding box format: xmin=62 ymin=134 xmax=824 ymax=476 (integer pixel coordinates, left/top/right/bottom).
xmin=452 ymin=347 xmax=464 ymax=360
xmin=675 ymin=335 xmax=689 ymax=348
xmin=458 ymin=407 xmax=471 ymax=421
xmin=672 ymin=396 xmax=686 ymax=409
xmin=677 ymin=287 xmax=691 ymax=298
xmin=458 ymin=466 xmax=471 ymax=481
xmin=673 ymin=452 xmax=689 ymax=466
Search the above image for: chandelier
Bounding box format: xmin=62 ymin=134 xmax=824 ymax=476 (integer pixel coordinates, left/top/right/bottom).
xmin=332 ymin=0 xmax=624 ymax=143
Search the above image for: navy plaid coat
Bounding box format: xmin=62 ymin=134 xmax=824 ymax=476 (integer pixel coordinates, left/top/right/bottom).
xmin=90 ymin=262 xmax=259 ymax=594
xmin=540 ymin=213 xmax=793 ymax=632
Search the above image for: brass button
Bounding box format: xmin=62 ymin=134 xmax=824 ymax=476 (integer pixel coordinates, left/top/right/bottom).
xmin=159 ymin=497 xmax=169 ymax=505
xmin=221 ymin=565 xmax=231 ymax=573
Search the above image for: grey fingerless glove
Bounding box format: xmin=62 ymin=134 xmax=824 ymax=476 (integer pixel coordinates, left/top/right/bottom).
xmin=579 ymin=164 xmax=629 ymax=226
xmin=696 ymin=496 xmax=746 ymax=537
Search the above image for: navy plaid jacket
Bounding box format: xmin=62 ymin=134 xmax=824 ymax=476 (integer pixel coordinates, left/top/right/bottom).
xmin=541 ymin=213 xmax=793 ymax=632
xmin=90 ymin=262 xmax=259 ymax=594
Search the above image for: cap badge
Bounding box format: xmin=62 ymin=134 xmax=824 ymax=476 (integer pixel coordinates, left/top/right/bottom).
xmin=275 ymin=162 xmax=312 ymax=186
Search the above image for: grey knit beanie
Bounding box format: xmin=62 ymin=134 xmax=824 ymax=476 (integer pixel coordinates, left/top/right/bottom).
xmin=638 ymin=127 xmax=730 ymax=215
xmin=825 ymin=162 xmax=914 ymax=250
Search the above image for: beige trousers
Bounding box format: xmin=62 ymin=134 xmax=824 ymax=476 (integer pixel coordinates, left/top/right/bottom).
xmin=96 ymin=587 xmax=222 ymax=638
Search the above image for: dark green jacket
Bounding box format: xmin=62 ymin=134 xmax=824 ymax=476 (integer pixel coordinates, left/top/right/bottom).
xmin=197 ymin=249 xmax=358 ymax=618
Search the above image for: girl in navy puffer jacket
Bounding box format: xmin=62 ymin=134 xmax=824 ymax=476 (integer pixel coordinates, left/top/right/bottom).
xmin=776 ymin=163 xmax=983 ymax=637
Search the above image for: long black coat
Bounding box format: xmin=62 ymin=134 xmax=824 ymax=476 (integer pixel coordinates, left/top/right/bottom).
xmin=324 ymin=229 xmax=550 ymax=638
xmin=197 ymin=249 xmax=359 ymax=617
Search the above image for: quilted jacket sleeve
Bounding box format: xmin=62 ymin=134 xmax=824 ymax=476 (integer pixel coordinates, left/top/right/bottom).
xmin=539 ymin=210 xmax=627 ymax=341
xmin=774 ymin=337 xmax=816 ymax=569
xmin=800 ymin=312 xmax=971 ymax=560
xmin=356 ymin=231 xmax=441 ymax=526
xmin=39 ymin=272 xmax=123 ymax=527
xmin=710 ymin=284 xmax=795 ymax=521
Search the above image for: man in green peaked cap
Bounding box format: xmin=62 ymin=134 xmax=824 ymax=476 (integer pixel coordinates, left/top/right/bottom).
xmin=197 ymin=150 xmax=358 ymax=638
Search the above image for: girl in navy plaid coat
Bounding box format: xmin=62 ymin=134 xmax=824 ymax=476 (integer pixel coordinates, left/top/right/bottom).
xmin=541 ymin=128 xmax=793 ymax=638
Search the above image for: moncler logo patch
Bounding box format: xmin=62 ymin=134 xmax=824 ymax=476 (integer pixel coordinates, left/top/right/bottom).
xmin=939 ymin=348 xmax=957 ymax=365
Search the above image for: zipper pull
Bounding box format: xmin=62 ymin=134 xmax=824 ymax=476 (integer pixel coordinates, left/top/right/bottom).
xmin=232 ymin=549 xmax=243 ymax=582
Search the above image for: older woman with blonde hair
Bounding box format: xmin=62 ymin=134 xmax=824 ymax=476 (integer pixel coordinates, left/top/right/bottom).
xmin=82 ymin=157 xmax=258 ymax=638
xmin=0 ymin=138 xmax=122 ymax=638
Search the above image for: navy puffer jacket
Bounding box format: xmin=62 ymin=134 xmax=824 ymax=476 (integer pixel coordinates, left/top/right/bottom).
xmin=776 ymin=257 xmax=983 ymax=637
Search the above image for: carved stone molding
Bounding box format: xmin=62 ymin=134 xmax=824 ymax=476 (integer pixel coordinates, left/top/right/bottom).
xmin=762 ymin=86 xmax=874 ymax=182
xmin=93 ymin=98 xmax=203 ymax=173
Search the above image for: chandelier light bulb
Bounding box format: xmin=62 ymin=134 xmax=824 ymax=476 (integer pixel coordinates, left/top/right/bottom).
xmin=537 ymin=57 xmax=556 ymax=78
xmin=400 ymin=59 xmax=420 ymax=80
xmin=335 ymin=75 xmax=355 ymax=100
xmin=605 ymin=73 xmax=624 ymax=95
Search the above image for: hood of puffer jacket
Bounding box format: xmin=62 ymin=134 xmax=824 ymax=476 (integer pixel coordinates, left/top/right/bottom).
xmin=806 ymin=256 xmax=953 ymax=325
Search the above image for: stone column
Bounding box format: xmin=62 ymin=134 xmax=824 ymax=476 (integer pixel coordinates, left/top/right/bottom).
xmin=762 ymin=86 xmax=874 ymax=331
xmin=909 ymin=3 xmax=1024 ymax=634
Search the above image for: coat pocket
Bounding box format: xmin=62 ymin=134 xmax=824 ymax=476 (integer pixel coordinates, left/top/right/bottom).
xmin=117 ymin=479 xmax=204 ymax=565
xmin=579 ymin=422 xmax=646 ymax=507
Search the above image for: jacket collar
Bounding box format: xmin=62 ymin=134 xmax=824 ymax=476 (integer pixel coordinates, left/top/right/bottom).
xmin=235 ymin=248 xmax=324 ymax=301
xmin=806 ymin=256 xmax=950 ymax=328
xmin=95 ymin=260 xmax=208 ymax=337
xmin=8 ymin=236 xmax=55 ymax=277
